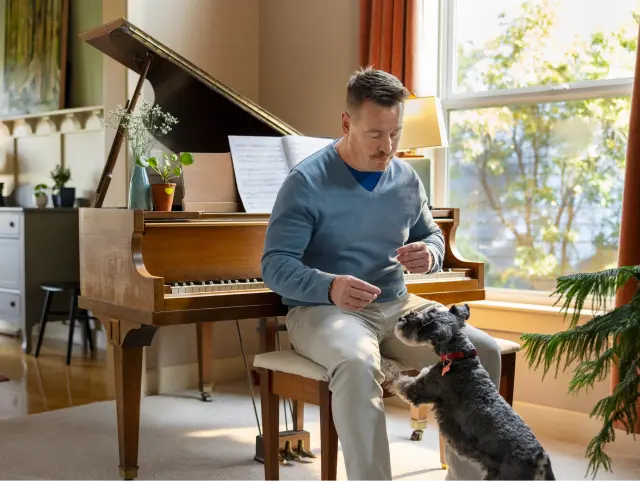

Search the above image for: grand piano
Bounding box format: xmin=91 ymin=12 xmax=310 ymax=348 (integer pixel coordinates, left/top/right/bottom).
xmin=77 ymin=18 xmax=485 ymax=480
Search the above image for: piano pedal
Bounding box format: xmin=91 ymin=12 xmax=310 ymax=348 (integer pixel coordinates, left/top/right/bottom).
xmin=294 ymin=439 xmax=317 ymax=459
xmin=254 ymin=430 xmax=311 ymax=464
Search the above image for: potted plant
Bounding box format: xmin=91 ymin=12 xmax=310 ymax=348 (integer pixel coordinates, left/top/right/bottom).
xmin=101 ymin=101 xmax=179 ymax=210
xmin=146 ymin=151 xmax=194 ymax=211
xmin=34 ymin=183 xmax=48 ymax=208
xmin=50 ymin=165 xmax=74 ymax=207
xmin=521 ymin=266 xmax=640 ymax=478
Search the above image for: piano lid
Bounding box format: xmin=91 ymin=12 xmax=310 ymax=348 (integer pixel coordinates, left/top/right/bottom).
xmin=80 ymin=18 xmax=301 ymax=154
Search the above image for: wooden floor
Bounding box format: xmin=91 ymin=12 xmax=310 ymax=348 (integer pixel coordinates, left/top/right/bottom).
xmin=0 ymin=334 xmax=112 ymax=419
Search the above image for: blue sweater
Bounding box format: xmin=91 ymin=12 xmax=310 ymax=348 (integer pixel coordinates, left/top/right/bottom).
xmin=261 ymin=141 xmax=445 ymax=307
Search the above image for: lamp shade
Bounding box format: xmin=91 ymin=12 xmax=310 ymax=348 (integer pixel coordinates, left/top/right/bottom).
xmin=398 ymin=96 xmax=448 ymax=150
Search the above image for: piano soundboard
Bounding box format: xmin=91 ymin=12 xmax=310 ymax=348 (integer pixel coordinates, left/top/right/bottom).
xmin=163 ymin=269 xmax=472 ymax=296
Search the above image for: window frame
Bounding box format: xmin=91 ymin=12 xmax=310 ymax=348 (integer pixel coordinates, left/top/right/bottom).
xmin=435 ymin=0 xmax=634 ymax=305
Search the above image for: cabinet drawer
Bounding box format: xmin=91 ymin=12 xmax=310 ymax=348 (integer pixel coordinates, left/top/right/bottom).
xmin=0 ymin=290 xmax=21 ymax=319
xmin=0 ymin=212 xmax=21 ymax=237
xmin=0 ymin=238 xmax=22 ymax=290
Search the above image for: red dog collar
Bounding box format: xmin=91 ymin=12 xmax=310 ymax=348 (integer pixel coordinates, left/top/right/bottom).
xmin=441 ymin=349 xmax=477 ymax=375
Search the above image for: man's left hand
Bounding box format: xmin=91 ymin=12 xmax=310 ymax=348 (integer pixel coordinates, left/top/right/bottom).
xmin=397 ymin=242 xmax=432 ymax=274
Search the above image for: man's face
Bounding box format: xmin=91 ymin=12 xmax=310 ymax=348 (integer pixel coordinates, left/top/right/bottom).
xmin=342 ymin=99 xmax=404 ymax=171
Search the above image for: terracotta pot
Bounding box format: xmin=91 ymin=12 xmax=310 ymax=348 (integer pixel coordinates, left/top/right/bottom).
xmin=151 ymin=183 xmax=176 ymax=211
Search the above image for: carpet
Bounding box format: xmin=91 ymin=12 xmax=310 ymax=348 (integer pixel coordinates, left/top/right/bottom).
xmin=0 ymin=382 xmax=638 ymax=480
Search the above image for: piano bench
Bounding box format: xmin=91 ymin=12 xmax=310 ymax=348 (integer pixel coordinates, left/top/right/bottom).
xmin=254 ymin=337 xmax=521 ymax=479
xmin=34 ymin=282 xmax=99 ymax=365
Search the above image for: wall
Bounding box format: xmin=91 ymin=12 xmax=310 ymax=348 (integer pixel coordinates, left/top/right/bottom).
xmin=259 ymin=0 xmax=360 ymax=138
xmin=67 ymin=0 xmax=103 ymax=108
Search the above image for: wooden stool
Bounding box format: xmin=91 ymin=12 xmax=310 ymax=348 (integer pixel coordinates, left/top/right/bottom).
xmin=254 ymin=338 xmax=521 ymax=479
xmin=34 ymin=282 xmax=97 ymax=365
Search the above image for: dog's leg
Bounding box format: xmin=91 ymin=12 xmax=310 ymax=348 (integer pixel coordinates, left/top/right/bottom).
xmin=390 ymin=367 xmax=440 ymax=406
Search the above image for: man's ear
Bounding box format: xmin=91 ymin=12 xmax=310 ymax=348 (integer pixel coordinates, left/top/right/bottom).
xmin=341 ymin=112 xmax=351 ymax=135
xmin=449 ymin=304 xmax=470 ymax=326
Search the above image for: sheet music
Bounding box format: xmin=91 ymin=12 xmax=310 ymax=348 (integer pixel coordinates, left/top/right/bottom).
xmin=228 ymin=135 xmax=289 ymax=213
xmin=282 ymin=135 xmax=334 ymax=169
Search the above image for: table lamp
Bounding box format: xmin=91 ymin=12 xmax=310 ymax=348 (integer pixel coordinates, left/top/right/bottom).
xmin=398 ymin=96 xmax=448 ymax=155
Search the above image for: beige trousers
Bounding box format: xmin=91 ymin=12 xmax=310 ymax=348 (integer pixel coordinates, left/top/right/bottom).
xmin=285 ymin=293 xmax=501 ymax=480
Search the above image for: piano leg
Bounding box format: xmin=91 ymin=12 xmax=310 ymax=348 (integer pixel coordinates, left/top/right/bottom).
xmin=196 ymin=322 xmax=214 ymax=402
xmin=114 ymin=344 xmax=144 ymax=480
xmin=102 ymin=318 xmax=157 ymax=480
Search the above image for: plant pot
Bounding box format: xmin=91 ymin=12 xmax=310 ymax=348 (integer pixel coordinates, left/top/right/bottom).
xmin=34 ymin=194 xmax=48 ymax=208
xmin=52 ymin=187 xmax=75 ymax=207
xmin=151 ymin=183 xmax=176 ymax=211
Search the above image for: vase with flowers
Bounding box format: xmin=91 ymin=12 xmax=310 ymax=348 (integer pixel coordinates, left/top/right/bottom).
xmin=101 ymin=100 xmax=180 ymax=210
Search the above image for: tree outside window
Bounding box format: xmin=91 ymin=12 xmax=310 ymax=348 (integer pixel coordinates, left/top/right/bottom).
xmin=442 ymin=0 xmax=638 ymax=293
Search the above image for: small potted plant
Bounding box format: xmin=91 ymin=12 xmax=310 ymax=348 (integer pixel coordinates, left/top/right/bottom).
xmin=50 ymin=165 xmax=74 ymax=207
xmin=34 ymin=183 xmax=48 ymax=208
xmin=144 ymin=151 xmax=194 ymax=211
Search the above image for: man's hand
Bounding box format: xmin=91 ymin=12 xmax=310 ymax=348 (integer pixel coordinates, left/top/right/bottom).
xmin=397 ymin=242 xmax=433 ymax=274
xmin=329 ymin=275 xmax=381 ymax=311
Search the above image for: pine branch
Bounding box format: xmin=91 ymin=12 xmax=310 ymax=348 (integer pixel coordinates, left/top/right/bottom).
xmin=551 ymin=266 xmax=640 ymax=326
xmin=521 ymin=302 xmax=639 ymax=378
xmin=585 ymin=357 xmax=639 ymax=478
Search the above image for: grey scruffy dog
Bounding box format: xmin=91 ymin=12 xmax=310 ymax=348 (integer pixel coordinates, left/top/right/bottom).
xmin=388 ymin=303 xmax=555 ymax=480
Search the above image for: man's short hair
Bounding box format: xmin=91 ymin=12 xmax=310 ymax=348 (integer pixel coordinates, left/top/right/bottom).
xmin=346 ymin=66 xmax=410 ymax=112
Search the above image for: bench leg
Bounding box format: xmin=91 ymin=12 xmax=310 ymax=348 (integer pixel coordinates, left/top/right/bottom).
xmin=439 ymin=433 xmax=447 ymax=469
xmin=499 ymin=352 xmax=516 ymax=406
xmin=319 ymin=382 xmax=338 ymax=480
xmin=409 ymin=404 xmax=428 ymax=440
xmin=261 ymin=369 xmax=280 ymax=480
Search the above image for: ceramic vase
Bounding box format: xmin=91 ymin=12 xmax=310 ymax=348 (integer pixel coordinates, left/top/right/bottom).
xmin=128 ymin=163 xmax=152 ymax=210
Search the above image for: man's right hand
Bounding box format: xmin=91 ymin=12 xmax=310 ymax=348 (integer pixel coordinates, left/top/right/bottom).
xmin=329 ymin=275 xmax=381 ymax=311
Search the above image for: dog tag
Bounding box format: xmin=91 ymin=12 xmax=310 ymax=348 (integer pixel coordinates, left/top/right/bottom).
xmin=441 ymin=360 xmax=451 ymax=376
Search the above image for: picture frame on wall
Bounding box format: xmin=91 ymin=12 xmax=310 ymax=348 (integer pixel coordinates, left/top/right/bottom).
xmin=0 ymin=0 xmax=69 ymax=118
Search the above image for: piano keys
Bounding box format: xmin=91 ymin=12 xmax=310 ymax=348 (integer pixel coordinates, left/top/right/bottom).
xmin=165 ymin=270 xmax=472 ymax=296
xmin=77 ymin=18 xmax=485 ymax=481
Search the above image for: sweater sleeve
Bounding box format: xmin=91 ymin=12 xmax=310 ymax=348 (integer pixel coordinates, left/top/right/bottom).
xmin=407 ymin=181 xmax=445 ymax=273
xmin=261 ymin=170 xmax=337 ymax=304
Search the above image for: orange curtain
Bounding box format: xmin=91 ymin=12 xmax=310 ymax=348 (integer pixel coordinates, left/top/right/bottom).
xmin=359 ymin=0 xmax=418 ymax=93
xmin=612 ymin=23 xmax=640 ymax=435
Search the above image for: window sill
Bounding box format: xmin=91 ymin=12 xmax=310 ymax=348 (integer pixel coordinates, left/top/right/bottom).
xmin=468 ymin=299 xmax=597 ymax=318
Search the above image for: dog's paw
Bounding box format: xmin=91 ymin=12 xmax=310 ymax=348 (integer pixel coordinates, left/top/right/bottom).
xmin=389 ymin=374 xmax=414 ymax=403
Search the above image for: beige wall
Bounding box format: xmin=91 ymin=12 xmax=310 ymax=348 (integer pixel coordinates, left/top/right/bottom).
xmin=259 ymin=0 xmax=360 ymax=138
xmin=68 ymin=0 xmax=104 ymax=108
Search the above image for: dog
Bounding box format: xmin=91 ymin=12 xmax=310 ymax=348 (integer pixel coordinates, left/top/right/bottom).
xmin=387 ymin=303 xmax=555 ymax=480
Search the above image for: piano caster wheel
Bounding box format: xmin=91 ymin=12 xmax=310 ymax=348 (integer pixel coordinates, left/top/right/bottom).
xmin=118 ymin=466 xmax=138 ymax=480
xmin=442 ymin=463 xmax=448 ymax=470
xmin=200 ymin=392 xmax=212 ymax=402
xmin=410 ymin=429 xmax=423 ymax=441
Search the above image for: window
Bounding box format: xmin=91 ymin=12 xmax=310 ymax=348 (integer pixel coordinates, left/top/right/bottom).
xmin=438 ymin=0 xmax=637 ymax=299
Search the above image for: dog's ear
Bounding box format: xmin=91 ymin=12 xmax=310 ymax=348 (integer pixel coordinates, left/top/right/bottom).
xmin=449 ymin=304 xmax=470 ymax=326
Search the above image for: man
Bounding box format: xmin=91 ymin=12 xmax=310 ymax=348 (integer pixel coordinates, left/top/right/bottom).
xmin=261 ymin=66 xmax=501 ymax=480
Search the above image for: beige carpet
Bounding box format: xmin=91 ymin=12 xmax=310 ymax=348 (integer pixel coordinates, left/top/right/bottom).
xmin=0 ymin=382 xmax=639 ymax=480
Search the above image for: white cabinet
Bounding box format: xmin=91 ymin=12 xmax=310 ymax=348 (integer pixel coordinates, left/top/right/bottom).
xmin=0 ymin=208 xmax=79 ymax=353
